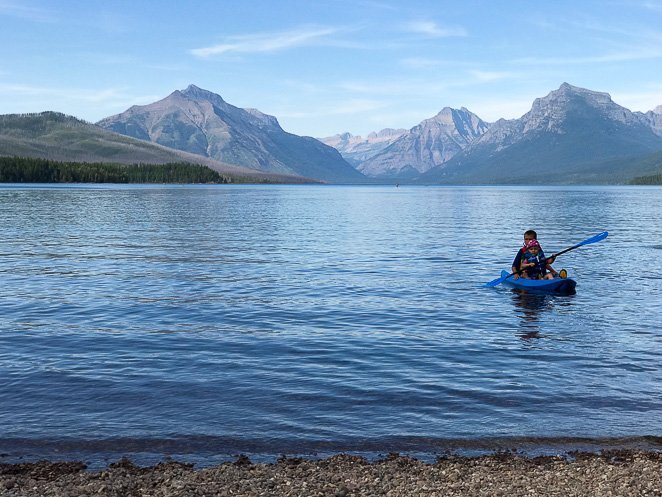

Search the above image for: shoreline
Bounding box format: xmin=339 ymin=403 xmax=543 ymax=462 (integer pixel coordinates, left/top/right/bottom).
xmin=1 ymin=450 xmax=660 ymax=496
xmin=2 ymin=434 xmax=661 ymax=468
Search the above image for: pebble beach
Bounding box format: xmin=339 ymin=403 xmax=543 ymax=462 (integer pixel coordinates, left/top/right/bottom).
xmin=1 ymin=450 xmax=660 ymax=497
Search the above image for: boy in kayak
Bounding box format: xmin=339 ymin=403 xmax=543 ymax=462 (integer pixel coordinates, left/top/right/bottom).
xmin=520 ymin=239 xmax=558 ymax=279
xmin=511 ymin=230 xmax=557 ymax=279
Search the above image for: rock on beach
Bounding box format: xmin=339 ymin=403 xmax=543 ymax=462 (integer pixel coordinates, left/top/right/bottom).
xmin=0 ymin=450 xmax=660 ymax=496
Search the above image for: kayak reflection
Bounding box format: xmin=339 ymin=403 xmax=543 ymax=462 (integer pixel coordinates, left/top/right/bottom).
xmin=510 ymin=289 xmax=574 ymax=340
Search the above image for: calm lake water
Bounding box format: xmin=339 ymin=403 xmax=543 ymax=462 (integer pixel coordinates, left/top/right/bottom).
xmin=1 ymin=184 xmax=660 ymax=467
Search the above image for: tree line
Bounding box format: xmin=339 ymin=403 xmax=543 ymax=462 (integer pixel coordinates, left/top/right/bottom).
xmin=628 ymin=172 xmax=662 ymax=185
xmin=0 ymin=156 xmax=233 ymax=184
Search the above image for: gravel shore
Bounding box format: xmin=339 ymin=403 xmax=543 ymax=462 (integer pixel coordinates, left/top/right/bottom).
xmin=1 ymin=450 xmax=660 ymax=496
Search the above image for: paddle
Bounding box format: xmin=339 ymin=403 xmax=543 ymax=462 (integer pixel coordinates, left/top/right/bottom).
xmin=484 ymin=231 xmax=609 ymax=288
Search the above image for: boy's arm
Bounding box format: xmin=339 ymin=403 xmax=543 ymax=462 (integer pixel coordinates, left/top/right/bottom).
xmin=520 ymin=259 xmax=533 ymax=269
xmin=540 ymin=249 xmax=558 ymax=275
xmin=511 ymin=251 xmax=522 ymax=279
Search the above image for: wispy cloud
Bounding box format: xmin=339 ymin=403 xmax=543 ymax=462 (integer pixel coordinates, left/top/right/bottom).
xmin=92 ymin=10 xmax=132 ymax=35
xmin=0 ymin=83 xmax=160 ymax=119
xmin=190 ymin=25 xmax=342 ymax=57
xmin=520 ymin=16 xmax=662 ymax=66
xmin=354 ymin=0 xmax=400 ymax=11
xmin=513 ymin=48 xmax=662 ymax=66
xmin=276 ymin=99 xmax=388 ymax=120
xmin=0 ymin=0 xmax=54 ymax=22
xmin=339 ymin=79 xmax=448 ymax=96
xmin=0 ymin=83 xmax=126 ymax=102
xmin=399 ymin=57 xmax=441 ymax=69
xmin=463 ymin=95 xmax=538 ymax=122
xmin=612 ymin=85 xmax=662 ymax=112
xmin=402 ymin=20 xmax=467 ymax=38
xmin=642 ymin=1 xmax=662 ymax=13
xmin=468 ymin=70 xmax=515 ymax=82
xmin=339 ymin=72 xmax=507 ymax=97
xmin=326 ymin=99 xmax=389 ymax=115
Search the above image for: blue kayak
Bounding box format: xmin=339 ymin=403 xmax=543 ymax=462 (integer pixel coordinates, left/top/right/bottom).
xmin=499 ymin=270 xmax=577 ymax=294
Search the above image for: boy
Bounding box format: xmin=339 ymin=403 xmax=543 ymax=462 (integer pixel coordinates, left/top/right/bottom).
xmin=520 ymin=239 xmax=557 ymax=279
xmin=511 ymin=230 xmax=557 ymax=279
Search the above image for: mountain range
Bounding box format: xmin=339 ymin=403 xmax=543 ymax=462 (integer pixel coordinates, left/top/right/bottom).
xmin=323 ymin=83 xmax=662 ymax=184
xmin=97 ymin=85 xmax=364 ymax=183
xmin=319 ymin=129 xmax=407 ymax=167
xmin=1 ymin=83 xmax=661 ymax=184
xmin=423 ymin=83 xmax=662 ymax=184
xmin=322 ymin=108 xmax=489 ymax=179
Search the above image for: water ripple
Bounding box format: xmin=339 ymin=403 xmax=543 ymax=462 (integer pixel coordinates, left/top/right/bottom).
xmin=0 ymin=184 xmax=660 ymax=462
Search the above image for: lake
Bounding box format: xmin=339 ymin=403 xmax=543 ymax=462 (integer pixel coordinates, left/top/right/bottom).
xmin=0 ymin=184 xmax=660 ymax=467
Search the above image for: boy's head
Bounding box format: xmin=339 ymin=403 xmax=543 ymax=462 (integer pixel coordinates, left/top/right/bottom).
xmin=523 ymin=230 xmax=538 ymax=244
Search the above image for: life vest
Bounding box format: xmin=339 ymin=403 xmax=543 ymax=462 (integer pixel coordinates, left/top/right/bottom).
xmin=522 ymin=251 xmax=546 ymax=278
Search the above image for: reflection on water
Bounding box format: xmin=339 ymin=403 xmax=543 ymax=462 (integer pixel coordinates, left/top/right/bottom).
xmin=510 ymin=289 xmax=575 ymax=340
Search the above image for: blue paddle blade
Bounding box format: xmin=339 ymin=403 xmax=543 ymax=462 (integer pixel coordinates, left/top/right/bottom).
xmin=578 ymin=231 xmax=608 ymax=246
xmin=553 ymin=231 xmax=609 ymax=257
xmin=484 ymin=273 xmax=512 ymax=287
xmin=590 ymin=231 xmax=609 ymax=243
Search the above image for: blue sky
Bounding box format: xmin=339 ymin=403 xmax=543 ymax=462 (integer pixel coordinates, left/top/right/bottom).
xmin=1 ymin=0 xmax=661 ymax=138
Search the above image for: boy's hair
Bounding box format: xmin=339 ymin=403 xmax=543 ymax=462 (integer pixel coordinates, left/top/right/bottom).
xmin=524 ymin=229 xmax=538 ymax=239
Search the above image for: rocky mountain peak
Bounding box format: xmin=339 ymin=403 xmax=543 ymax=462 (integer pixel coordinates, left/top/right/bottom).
xmin=354 ymin=107 xmax=489 ymax=178
xmin=415 ymin=107 xmax=489 ymax=139
xmin=317 ymin=129 xmax=407 ymax=167
xmin=319 ymin=132 xmax=361 ymax=149
xmin=366 ymin=128 xmax=406 ymax=140
xmin=244 ymin=108 xmax=281 ymax=129
xmin=429 ymin=107 xmax=457 ymax=125
xmin=522 ymin=82 xmax=639 ymax=133
xmin=96 ymin=85 xmax=363 ymax=182
xmin=180 ymin=84 xmax=225 ymax=103
xmin=549 ymin=82 xmax=613 ymax=106
xmin=642 ymin=105 xmax=662 ymax=136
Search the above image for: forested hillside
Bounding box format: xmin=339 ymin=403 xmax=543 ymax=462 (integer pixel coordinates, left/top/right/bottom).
xmin=628 ymin=172 xmax=662 ymax=185
xmin=0 ymin=157 xmax=236 ymax=183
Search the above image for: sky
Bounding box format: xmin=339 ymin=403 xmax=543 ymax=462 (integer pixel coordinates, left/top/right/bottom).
xmin=1 ymin=0 xmax=661 ymax=138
